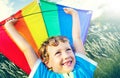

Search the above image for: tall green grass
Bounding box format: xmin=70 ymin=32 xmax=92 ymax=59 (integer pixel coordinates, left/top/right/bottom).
xmin=85 ymin=20 xmax=120 ymax=78
xmin=0 ymin=54 xmax=28 ymax=78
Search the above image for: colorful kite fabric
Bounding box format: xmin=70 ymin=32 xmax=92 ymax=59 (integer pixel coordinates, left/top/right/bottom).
xmin=0 ymin=0 xmax=92 ymax=74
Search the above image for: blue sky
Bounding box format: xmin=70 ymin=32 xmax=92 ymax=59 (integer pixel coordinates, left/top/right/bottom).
xmin=0 ymin=0 xmax=32 ymax=21
xmin=11 ymin=0 xmax=33 ymax=13
xmin=0 ymin=0 xmax=120 ymax=21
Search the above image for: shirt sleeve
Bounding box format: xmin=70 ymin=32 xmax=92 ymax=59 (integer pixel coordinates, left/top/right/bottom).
xmin=75 ymin=53 xmax=97 ymax=77
xmin=28 ymin=59 xmax=64 ymax=78
xmin=29 ymin=59 xmax=41 ymax=78
xmin=75 ymin=53 xmax=97 ymax=66
xmin=29 ymin=59 xmax=49 ymax=78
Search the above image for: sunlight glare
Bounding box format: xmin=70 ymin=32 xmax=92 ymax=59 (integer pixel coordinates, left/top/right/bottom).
xmin=106 ymin=0 xmax=120 ymax=13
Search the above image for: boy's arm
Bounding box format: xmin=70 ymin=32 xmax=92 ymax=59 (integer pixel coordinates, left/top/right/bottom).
xmin=4 ymin=18 xmax=38 ymax=69
xmin=64 ymin=8 xmax=86 ymax=55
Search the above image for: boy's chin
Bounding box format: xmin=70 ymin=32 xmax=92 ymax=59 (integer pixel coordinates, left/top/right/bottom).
xmin=65 ymin=67 xmax=74 ymax=73
xmin=60 ymin=62 xmax=75 ymax=73
xmin=56 ymin=67 xmax=74 ymax=74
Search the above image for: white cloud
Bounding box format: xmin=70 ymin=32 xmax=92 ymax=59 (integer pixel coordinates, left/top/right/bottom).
xmin=0 ymin=0 xmax=14 ymax=21
xmin=1 ymin=0 xmax=119 ymax=21
xmin=57 ymin=0 xmax=108 ymax=20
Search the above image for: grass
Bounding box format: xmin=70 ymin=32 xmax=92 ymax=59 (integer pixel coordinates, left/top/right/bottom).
xmin=0 ymin=54 xmax=28 ymax=78
xmin=85 ymin=19 xmax=120 ymax=78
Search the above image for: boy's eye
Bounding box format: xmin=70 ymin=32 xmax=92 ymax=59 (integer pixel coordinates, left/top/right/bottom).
xmin=66 ymin=48 xmax=71 ymax=52
xmin=66 ymin=48 xmax=72 ymax=51
xmin=55 ymin=51 xmax=61 ymax=56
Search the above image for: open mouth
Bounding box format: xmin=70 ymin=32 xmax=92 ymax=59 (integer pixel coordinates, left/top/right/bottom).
xmin=62 ymin=60 xmax=73 ymax=67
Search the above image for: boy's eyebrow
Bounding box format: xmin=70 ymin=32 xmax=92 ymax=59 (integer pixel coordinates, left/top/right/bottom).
xmin=56 ymin=49 xmax=61 ymax=52
xmin=55 ymin=51 xmax=60 ymax=55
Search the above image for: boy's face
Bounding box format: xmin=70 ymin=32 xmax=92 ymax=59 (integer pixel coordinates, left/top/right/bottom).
xmin=47 ymin=41 xmax=75 ymax=73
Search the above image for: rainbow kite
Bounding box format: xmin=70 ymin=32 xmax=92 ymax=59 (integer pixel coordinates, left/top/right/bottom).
xmin=0 ymin=0 xmax=92 ymax=74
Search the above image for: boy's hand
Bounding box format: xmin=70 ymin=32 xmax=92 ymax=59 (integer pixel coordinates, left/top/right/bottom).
xmin=5 ymin=18 xmax=18 ymax=26
xmin=63 ymin=8 xmax=77 ymax=15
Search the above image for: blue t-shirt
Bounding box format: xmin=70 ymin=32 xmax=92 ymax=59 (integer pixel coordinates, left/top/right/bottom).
xmin=29 ymin=53 xmax=97 ymax=78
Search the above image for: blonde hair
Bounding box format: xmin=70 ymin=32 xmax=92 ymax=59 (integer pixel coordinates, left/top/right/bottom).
xmin=38 ymin=36 xmax=69 ymax=64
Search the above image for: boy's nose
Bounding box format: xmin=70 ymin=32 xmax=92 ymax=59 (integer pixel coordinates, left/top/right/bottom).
xmin=63 ymin=52 xmax=70 ymax=60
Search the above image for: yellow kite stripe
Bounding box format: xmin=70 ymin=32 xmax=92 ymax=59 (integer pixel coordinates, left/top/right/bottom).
xmin=22 ymin=1 xmax=48 ymax=49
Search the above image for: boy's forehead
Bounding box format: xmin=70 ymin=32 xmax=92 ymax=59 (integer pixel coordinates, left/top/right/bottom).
xmin=48 ymin=42 xmax=70 ymax=49
xmin=47 ymin=42 xmax=72 ymax=55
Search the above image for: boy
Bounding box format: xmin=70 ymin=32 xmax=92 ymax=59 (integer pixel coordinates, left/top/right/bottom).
xmin=5 ymin=8 xmax=97 ymax=78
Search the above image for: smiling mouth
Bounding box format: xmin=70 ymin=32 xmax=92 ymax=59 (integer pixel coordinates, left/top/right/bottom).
xmin=62 ymin=60 xmax=73 ymax=66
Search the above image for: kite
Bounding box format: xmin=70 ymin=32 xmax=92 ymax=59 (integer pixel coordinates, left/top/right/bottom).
xmin=0 ymin=0 xmax=92 ymax=74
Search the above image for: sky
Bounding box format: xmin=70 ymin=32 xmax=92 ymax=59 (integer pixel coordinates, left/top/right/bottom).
xmin=0 ymin=0 xmax=32 ymax=21
xmin=0 ymin=0 xmax=120 ymax=21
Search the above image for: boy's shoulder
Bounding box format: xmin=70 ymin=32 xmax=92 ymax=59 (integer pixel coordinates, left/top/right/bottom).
xmin=72 ymin=53 xmax=97 ymax=77
xmin=75 ymin=53 xmax=97 ymax=66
